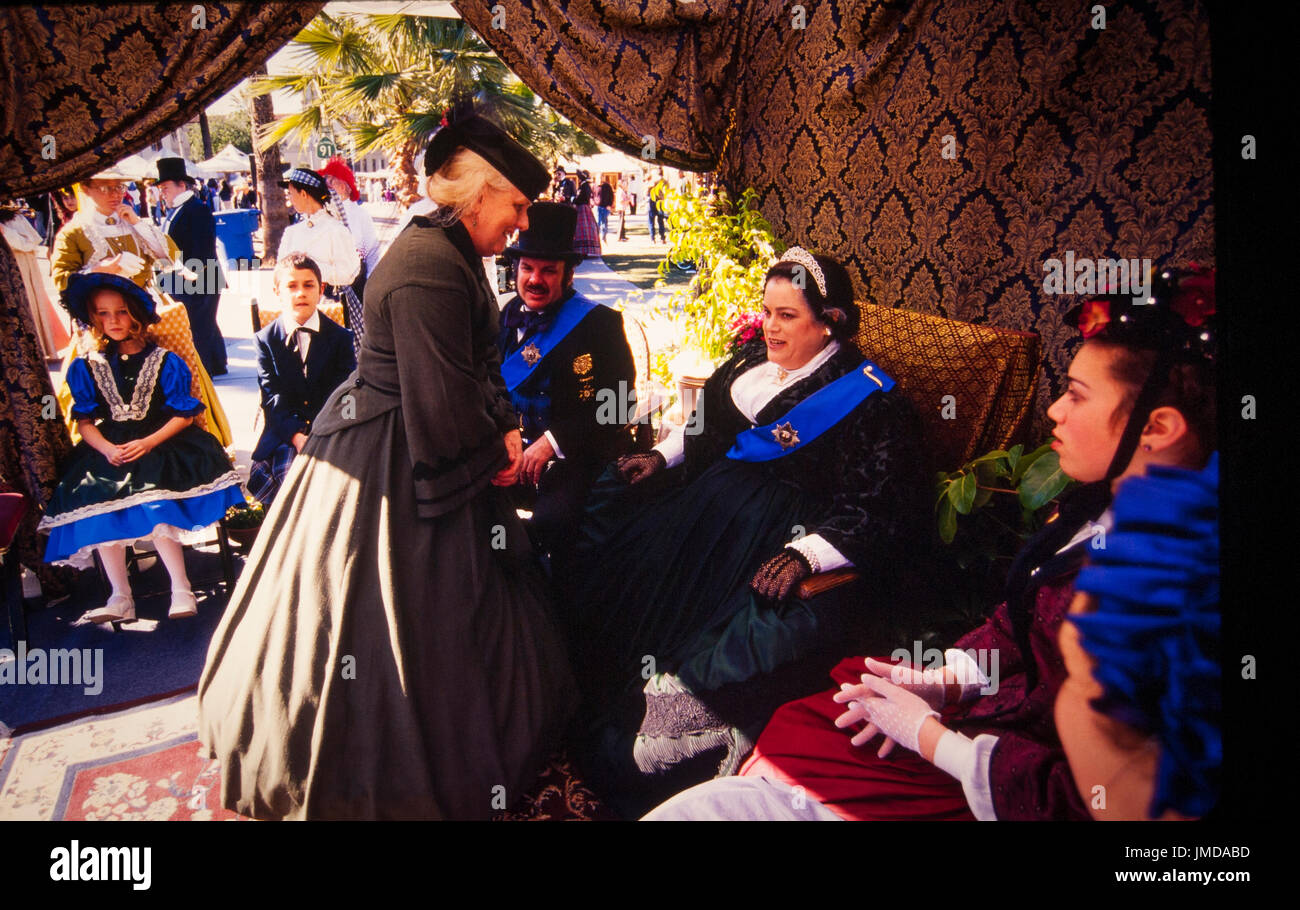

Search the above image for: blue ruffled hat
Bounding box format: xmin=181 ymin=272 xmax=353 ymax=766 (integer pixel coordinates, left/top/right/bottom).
xmin=1070 ymin=452 xmax=1220 ymax=817
xmin=61 ymin=272 xmax=160 ymax=327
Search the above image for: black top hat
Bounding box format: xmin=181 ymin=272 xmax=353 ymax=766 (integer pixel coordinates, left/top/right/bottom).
xmin=504 ymin=202 xmax=584 ymax=263
xmin=156 ymin=157 xmax=192 ymax=184
xmin=61 ymin=272 xmax=160 ymax=326
xmin=423 ymin=105 xmax=550 ymax=199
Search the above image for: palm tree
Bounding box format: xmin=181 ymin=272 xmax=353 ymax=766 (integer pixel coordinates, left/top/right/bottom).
xmin=247 ymin=62 xmax=292 ymax=260
xmin=252 ymin=13 xmax=596 ymax=205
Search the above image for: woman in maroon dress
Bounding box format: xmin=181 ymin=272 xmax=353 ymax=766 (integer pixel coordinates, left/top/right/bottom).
xmin=645 ymin=265 xmax=1218 ymax=821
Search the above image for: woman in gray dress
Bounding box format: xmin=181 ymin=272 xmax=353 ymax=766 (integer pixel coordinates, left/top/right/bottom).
xmin=198 ymin=112 xmax=575 ymax=819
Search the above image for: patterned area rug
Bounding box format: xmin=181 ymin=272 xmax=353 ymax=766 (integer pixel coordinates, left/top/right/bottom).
xmin=0 ymin=692 xmax=243 ymax=820
xmin=0 ymin=692 xmax=614 ymax=820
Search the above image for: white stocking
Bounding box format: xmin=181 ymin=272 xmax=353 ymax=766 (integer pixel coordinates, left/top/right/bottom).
xmin=97 ymin=543 xmax=132 ymax=598
xmin=152 ymin=535 xmax=192 ymax=594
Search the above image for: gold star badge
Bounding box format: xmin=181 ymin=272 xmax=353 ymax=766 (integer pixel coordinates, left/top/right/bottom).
xmin=521 ymin=343 xmax=542 ymax=365
xmin=771 ymin=421 xmax=800 ymax=449
xmin=572 ymin=353 xmax=593 ymax=375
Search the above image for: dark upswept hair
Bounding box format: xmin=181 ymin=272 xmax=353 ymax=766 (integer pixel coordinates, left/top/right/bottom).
xmin=1090 ymin=341 xmax=1217 ymax=467
xmin=763 ymin=252 xmax=859 ymax=342
xmin=274 ymin=252 xmax=323 ymax=287
xmin=1072 ymin=265 xmax=1218 ymax=473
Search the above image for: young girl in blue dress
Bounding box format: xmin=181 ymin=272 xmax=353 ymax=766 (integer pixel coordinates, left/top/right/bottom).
xmin=38 ymin=273 xmax=245 ymax=624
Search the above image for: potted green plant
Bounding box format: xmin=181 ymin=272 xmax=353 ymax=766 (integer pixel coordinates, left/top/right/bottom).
xmin=927 ymin=443 xmax=1075 ymax=634
xmin=224 ymin=500 xmax=266 ymax=549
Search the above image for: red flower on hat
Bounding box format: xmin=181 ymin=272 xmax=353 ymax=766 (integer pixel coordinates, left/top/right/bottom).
xmin=1078 ymin=298 xmax=1111 ymax=338
xmin=1170 ymin=265 xmax=1216 ymax=327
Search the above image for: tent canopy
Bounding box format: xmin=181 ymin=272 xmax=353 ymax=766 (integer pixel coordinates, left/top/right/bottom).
xmin=200 ymin=144 xmax=252 ymax=173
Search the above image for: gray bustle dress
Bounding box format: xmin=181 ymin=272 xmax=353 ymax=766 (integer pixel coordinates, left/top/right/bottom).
xmin=197 ymin=216 xmax=576 ymax=819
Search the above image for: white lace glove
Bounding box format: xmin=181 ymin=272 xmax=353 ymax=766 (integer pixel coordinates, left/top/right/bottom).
xmin=832 ymin=674 xmax=940 ymax=758
xmin=863 ymin=650 xmax=988 ymax=709
xmin=863 ymin=657 xmax=949 ymax=708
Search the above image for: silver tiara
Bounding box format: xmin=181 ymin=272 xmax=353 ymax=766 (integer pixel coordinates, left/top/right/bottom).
xmin=776 ymin=246 xmax=826 ymax=297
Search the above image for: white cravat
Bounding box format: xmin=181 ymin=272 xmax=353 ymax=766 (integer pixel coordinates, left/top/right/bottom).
xmin=280 ymin=309 xmax=322 ymax=369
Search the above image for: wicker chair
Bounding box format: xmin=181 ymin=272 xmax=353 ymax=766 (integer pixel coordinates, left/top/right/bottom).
xmin=797 ymin=303 xmax=1040 ymax=599
xmin=250 ymin=298 xmax=347 ymax=334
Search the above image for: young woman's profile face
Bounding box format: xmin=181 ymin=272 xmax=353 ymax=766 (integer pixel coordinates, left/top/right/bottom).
xmin=1045 ymin=342 xmax=1129 ymax=483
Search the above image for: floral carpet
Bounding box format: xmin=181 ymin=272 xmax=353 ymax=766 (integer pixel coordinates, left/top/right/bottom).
xmin=0 ymin=691 xmax=614 ymax=820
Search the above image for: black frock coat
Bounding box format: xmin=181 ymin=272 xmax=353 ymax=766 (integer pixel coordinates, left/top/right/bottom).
xmin=164 ymin=195 xmax=227 ymax=374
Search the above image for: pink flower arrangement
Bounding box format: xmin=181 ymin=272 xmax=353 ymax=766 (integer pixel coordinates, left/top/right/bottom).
xmin=727 ymin=311 xmax=765 ymax=355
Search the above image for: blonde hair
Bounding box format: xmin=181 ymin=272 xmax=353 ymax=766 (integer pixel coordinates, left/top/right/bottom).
xmin=424 ymin=147 xmax=514 ymax=224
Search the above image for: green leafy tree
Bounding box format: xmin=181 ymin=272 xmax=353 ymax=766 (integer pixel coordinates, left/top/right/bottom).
xmin=185 ymin=113 xmax=253 ymax=161
xmin=649 ymin=185 xmax=785 ymax=377
xmin=253 ymin=13 xmax=595 ymax=204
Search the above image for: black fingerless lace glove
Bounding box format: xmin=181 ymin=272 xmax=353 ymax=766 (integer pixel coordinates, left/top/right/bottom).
xmin=750 ymin=548 xmax=813 ymax=600
xmin=617 ymin=451 xmax=666 ymax=484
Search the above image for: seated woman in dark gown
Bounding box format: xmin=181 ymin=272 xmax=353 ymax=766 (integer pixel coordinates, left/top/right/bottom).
xmin=559 ymin=248 xmax=928 ymax=812
xmin=643 ymin=265 xmax=1219 ymax=820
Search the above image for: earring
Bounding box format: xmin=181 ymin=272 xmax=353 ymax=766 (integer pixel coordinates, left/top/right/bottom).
xmin=1142 ymin=444 xmax=1152 ymax=451
xmin=824 ymin=328 xmax=831 ymax=336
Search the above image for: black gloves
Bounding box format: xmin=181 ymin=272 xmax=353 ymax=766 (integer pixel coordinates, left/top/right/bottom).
xmin=617 ymin=451 xmax=666 ymax=485
xmin=750 ymin=548 xmax=813 ymax=601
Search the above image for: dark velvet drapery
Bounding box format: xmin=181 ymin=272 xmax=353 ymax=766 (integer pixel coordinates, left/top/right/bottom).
xmin=0 ymin=2 xmax=323 ymax=590
xmin=456 ymin=0 xmax=1214 ymax=434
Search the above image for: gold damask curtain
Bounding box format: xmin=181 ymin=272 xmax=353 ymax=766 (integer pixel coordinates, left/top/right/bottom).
xmin=0 ymin=2 xmax=322 ymax=589
xmin=457 ymin=0 xmax=1214 ymax=433
xmin=0 ymin=3 xmax=325 ymax=198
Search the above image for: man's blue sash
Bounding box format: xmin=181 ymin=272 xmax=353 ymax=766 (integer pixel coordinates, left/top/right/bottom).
xmin=501 ymin=295 xmax=598 ymax=391
xmin=725 ymin=360 xmax=894 ymax=462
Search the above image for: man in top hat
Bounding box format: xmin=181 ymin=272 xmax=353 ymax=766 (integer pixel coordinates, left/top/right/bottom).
xmin=496 ymin=201 xmax=637 ymax=556
xmin=156 ymin=156 xmax=228 ymax=376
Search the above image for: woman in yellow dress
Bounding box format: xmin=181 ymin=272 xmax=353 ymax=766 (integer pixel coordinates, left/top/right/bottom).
xmin=49 ymin=167 xmax=231 ymax=447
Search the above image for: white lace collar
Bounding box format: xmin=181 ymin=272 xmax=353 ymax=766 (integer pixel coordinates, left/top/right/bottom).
xmin=84 ymin=345 xmax=168 ymax=422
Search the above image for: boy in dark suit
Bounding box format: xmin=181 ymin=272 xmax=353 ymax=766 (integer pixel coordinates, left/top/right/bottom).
xmin=496 ymin=202 xmax=636 ymax=556
xmin=247 ymin=253 xmax=356 ymax=506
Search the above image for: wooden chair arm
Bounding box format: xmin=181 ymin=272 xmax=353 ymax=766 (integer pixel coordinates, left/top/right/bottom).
xmin=797 ymin=568 xmax=860 ymax=600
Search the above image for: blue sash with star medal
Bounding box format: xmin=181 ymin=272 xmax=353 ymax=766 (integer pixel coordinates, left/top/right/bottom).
xmin=500 ymin=296 xmax=599 ymax=391
xmin=725 ymin=360 xmax=895 ymax=462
